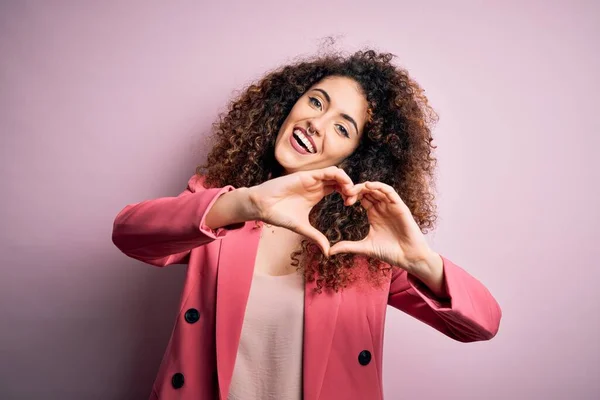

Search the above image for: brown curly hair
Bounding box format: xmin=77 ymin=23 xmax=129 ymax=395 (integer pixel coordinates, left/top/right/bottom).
xmin=197 ymin=48 xmax=439 ymax=293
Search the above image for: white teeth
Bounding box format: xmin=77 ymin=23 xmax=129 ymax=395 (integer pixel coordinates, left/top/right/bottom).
xmin=293 ymin=129 xmax=315 ymax=153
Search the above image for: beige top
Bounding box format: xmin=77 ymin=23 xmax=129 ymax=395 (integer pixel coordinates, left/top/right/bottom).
xmin=227 ymin=270 xmax=305 ymax=400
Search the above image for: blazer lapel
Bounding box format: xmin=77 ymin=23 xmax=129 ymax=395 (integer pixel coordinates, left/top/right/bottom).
xmin=303 ymin=277 xmax=342 ymax=400
xmin=215 ymin=223 xmax=261 ymax=399
xmin=214 ymin=221 xmax=342 ymax=400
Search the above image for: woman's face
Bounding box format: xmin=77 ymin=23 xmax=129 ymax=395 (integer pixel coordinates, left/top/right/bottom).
xmin=274 ymin=76 xmax=368 ymax=174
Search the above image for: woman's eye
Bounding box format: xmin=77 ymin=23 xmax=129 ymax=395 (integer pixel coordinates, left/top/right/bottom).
xmin=336 ymin=125 xmax=350 ymax=138
xmin=309 ymin=97 xmax=322 ymax=110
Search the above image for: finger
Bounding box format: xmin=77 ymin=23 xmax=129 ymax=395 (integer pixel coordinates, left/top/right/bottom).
xmin=345 ymin=195 xmax=358 ymax=206
xmin=366 ymin=189 xmax=389 ymax=202
xmin=344 ymin=183 xmax=367 ymax=201
xmin=330 ymin=183 xmax=351 ymax=204
xmin=322 ymin=180 xmax=354 ymax=203
xmin=329 ymin=239 xmax=369 ymax=257
xmin=316 ymin=166 xmax=354 ymax=188
xmin=365 ymin=182 xmax=400 ymax=204
xmin=292 ymin=224 xmax=330 ymax=256
xmin=346 ymin=189 xmax=367 ymax=205
xmin=323 ymin=182 xmax=351 ymax=203
xmin=343 ymin=183 xmax=376 ymax=206
xmin=322 ymin=185 xmax=336 ymax=197
xmin=344 ymin=182 xmax=367 ymax=196
xmin=359 ymin=196 xmax=374 ymax=210
xmin=323 ymin=182 xmax=346 ymax=192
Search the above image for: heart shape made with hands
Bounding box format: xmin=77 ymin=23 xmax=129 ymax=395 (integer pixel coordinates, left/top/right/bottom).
xmin=254 ymin=168 xmax=431 ymax=268
xmin=327 ymin=180 xmax=431 ymax=268
xmin=325 ymin=182 xmax=445 ymax=296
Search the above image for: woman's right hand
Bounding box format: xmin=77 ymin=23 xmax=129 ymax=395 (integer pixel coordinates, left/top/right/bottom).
xmin=247 ymin=166 xmax=355 ymax=255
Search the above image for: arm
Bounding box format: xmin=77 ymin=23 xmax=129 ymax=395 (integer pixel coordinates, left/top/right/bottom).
xmin=111 ymin=174 xmax=251 ymax=267
xmin=330 ymin=181 xmax=501 ymax=342
xmin=388 ymin=255 xmax=502 ymax=342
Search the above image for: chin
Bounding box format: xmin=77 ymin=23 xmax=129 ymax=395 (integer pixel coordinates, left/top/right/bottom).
xmin=274 ymin=153 xmax=314 ymax=175
xmin=274 ymin=156 xmax=302 ymax=175
xmin=273 ymin=131 xmax=326 ymax=174
xmin=274 ymin=143 xmax=300 ymax=173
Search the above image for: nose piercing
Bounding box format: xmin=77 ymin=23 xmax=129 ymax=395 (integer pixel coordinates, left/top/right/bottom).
xmin=307 ymin=126 xmax=314 ymax=135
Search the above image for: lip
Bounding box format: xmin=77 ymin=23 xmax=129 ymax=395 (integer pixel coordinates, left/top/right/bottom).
xmin=293 ymin=126 xmax=317 ymax=153
xmin=289 ymin=133 xmax=311 ymax=155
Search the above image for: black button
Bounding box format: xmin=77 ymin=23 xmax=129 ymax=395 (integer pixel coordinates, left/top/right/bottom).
xmin=184 ymin=308 xmax=200 ymax=324
xmin=358 ymin=350 xmax=371 ymax=366
xmin=171 ymin=372 xmax=184 ymax=389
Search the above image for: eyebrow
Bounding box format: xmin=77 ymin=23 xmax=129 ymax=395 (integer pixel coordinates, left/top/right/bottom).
xmin=312 ymin=88 xmax=359 ymax=136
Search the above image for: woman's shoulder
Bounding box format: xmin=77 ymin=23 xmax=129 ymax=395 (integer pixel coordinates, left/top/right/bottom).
xmin=185 ymin=173 xmax=208 ymax=192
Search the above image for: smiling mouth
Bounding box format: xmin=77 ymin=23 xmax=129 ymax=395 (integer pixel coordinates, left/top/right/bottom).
xmin=293 ymin=128 xmax=316 ymax=153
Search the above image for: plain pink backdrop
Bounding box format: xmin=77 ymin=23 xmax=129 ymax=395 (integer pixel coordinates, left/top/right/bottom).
xmin=1 ymin=1 xmax=598 ymax=399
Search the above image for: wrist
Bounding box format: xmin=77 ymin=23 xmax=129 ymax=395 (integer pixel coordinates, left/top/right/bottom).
xmin=233 ymin=187 xmax=260 ymax=222
xmin=245 ymin=185 xmax=268 ymax=221
xmin=407 ymin=250 xmax=447 ymax=298
xmin=406 ymin=249 xmax=438 ymax=275
xmin=204 ymin=187 xmax=255 ymax=230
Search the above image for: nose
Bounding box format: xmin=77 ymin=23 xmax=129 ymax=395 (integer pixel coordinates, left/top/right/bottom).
xmin=307 ymin=119 xmax=324 ymax=136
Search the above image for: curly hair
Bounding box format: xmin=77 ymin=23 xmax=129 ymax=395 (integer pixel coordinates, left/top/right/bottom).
xmin=197 ymin=48 xmax=439 ymax=293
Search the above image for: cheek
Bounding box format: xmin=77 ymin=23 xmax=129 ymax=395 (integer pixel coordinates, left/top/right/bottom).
xmin=326 ymin=134 xmax=359 ymax=153
xmin=275 ymin=118 xmax=292 ymax=144
xmin=322 ymin=141 xmax=358 ymax=164
xmin=277 ymin=106 xmax=301 ymax=135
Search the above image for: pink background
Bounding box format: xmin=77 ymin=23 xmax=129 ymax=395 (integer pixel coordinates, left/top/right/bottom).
xmin=1 ymin=1 xmax=598 ymax=399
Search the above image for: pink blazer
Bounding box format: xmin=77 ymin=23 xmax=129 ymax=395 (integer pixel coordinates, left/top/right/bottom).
xmin=112 ymin=175 xmax=502 ymax=400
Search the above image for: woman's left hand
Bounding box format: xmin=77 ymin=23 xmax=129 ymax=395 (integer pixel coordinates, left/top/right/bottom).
xmin=329 ymin=181 xmax=435 ymax=274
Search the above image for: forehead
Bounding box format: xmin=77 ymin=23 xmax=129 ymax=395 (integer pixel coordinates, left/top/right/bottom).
xmin=308 ymin=76 xmax=368 ymax=122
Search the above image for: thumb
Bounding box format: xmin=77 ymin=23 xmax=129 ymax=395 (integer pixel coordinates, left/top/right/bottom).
xmin=329 ymin=239 xmax=369 ymax=257
xmin=292 ymin=224 xmax=330 ymax=256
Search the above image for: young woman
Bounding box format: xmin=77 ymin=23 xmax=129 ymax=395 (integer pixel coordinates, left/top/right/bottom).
xmin=112 ymin=49 xmax=502 ymax=400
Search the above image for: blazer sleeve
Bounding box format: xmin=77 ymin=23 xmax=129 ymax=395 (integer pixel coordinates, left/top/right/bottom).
xmin=387 ymin=255 xmax=502 ymax=342
xmin=111 ymin=174 xmax=247 ymax=267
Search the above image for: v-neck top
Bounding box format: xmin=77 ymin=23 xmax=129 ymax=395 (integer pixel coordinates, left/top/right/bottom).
xmin=227 ymin=270 xmax=305 ymax=400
